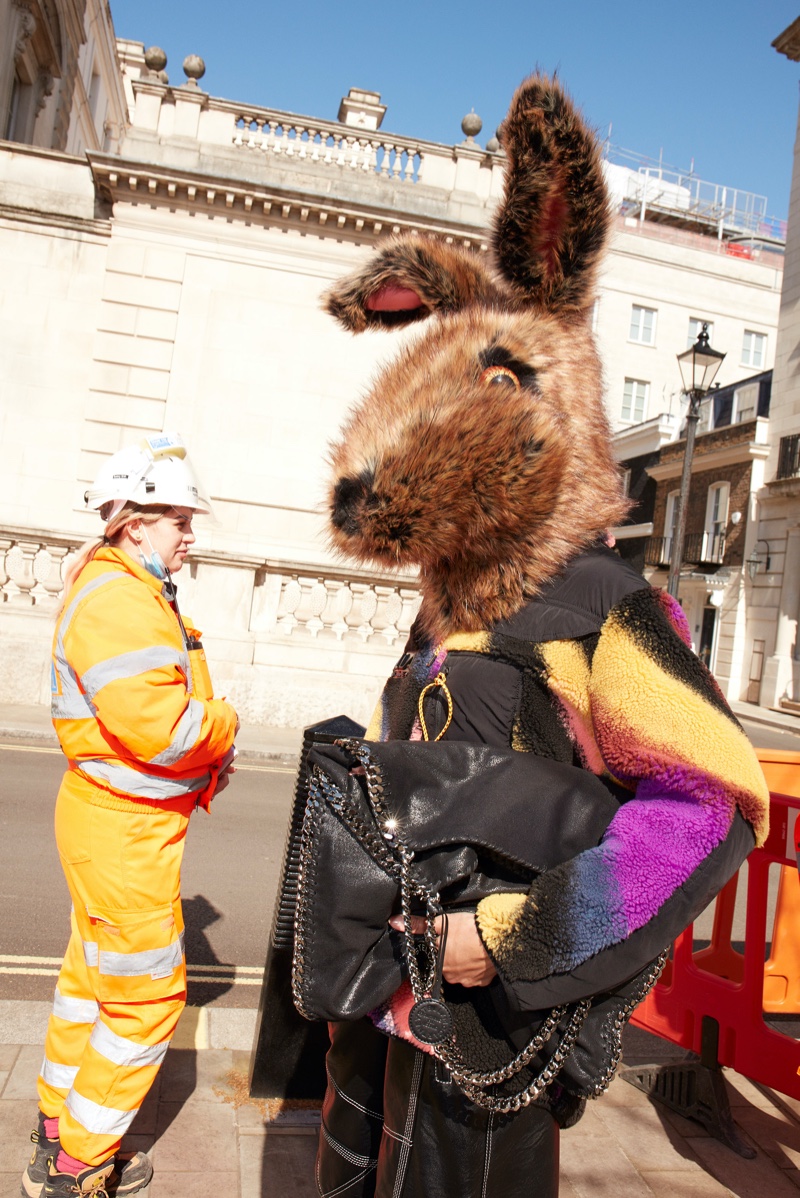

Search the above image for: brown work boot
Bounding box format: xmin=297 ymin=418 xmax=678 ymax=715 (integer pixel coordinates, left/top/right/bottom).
xmin=20 ymin=1110 xmax=59 ymax=1197
xmin=107 ymin=1152 xmax=153 ymax=1195
xmin=41 ymin=1158 xmax=114 ymax=1197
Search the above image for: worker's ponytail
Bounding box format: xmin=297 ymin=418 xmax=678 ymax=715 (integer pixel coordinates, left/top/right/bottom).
xmin=56 ymin=503 xmax=173 ymax=616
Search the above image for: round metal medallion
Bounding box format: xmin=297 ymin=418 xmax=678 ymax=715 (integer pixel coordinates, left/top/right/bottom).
xmin=408 ymin=998 xmax=453 ymax=1045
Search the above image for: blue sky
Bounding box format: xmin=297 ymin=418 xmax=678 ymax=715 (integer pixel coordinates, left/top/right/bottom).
xmin=114 ymin=1 xmax=800 ymax=222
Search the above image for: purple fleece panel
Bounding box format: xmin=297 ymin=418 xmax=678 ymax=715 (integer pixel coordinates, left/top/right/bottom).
xmin=601 ymin=777 xmax=734 ymax=933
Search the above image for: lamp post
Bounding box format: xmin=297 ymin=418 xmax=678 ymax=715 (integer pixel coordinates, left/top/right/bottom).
xmin=666 ymin=324 xmax=726 ymax=600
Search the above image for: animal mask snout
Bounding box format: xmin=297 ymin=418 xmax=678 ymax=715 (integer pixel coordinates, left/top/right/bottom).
xmin=331 ymin=471 xmax=375 ymax=537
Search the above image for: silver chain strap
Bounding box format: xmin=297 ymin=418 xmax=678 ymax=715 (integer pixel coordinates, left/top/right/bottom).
xmin=331 ymin=738 xmax=607 ymax=1114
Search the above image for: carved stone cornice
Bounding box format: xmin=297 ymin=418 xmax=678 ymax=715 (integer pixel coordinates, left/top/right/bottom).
xmin=12 ymin=2 xmax=36 ymax=62
xmin=773 ymin=18 xmax=800 ymax=61
xmin=11 ymin=0 xmax=61 ymax=77
xmin=86 ymin=152 xmax=492 ymax=251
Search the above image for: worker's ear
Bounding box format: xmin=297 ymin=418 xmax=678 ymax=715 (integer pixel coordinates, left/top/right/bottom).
xmin=125 ymin=518 xmax=143 ymax=543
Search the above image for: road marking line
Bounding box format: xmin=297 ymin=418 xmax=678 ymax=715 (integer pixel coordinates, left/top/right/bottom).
xmin=0 ymin=955 xmax=264 ymax=987
xmin=0 ymin=966 xmax=262 ymax=985
xmin=0 ymin=954 xmax=263 ymax=970
xmin=234 ymin=763 xmax=296 ymax=773
xmin=0 ymin=743 xmax=62 ymax=755
xmin=0 ymin=744 xmax=296 ymax=773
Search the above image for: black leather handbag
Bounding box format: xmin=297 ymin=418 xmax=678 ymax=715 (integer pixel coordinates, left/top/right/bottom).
xmin=290 ymin=735 xmax=665 ymax=1114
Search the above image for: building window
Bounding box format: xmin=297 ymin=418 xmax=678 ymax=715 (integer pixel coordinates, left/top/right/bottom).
xmin=629 ymin=305 xmax=656 ymax=345
xmin=621 ymin=378 xmax=649 ymax=422
xmin=741 ymin=330 xmax=766 ymax=368
xmin=778 ymin=434 xmax=800 ymax=480
xmin=703 ymin=482 xmax=729 ymax=563
xmin=664 ymin=490 xmax=680 ymax=563
xmin=688 ymin=318 xmax=713 ymax=348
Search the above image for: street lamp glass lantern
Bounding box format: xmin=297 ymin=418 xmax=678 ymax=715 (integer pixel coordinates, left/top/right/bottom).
xmin=676 ymin=322 xmax=726 ymax=396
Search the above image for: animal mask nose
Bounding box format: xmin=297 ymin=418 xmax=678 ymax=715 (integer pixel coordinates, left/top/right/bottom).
xmin=332 ymin=471 xmax=375 ymax=536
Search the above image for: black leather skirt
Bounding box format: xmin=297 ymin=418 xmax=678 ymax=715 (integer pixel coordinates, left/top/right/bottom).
xmin=316 ymin=1019 xmax=559 ymax=1198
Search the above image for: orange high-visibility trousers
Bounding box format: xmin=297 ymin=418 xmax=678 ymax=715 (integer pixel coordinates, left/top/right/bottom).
xmin=38 ymin=772 xmax=192 ymax=1165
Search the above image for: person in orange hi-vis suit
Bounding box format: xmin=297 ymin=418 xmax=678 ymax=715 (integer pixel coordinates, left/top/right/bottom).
xmin=21 ymin=433 xmax=238 ymax=1198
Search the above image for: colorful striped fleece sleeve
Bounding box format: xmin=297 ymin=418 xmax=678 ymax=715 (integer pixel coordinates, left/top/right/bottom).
xmin=475 ymin=586 xmax=770 ymax=985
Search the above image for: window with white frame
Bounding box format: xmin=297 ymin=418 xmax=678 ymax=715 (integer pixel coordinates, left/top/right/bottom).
xmin=664 ymin=490 xmax=680 ymax=562
xmin=688 ymin=318 xmax=713 ymax=348
xmin=704 ymin=482 xmax=729 ymax=563
xmin=621 ymin=378 xmax=649 ymax=422
xmin=741 ymin=330 xmax=766 ymax=368
xmin=629 ymin=305 xmax=656 ymax=345
xmin=733 ymin=382 xmax=759 ymax=423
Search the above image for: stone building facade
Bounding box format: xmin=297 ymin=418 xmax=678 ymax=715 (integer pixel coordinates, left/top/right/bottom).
xmin=0 ymin=6 xmax=790 ymax=725
xmin=754 ymin=18 xmax=800 ymax=710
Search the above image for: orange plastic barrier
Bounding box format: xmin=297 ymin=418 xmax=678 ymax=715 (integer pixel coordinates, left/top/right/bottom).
xmin=760 ymin=751 xmax=800 ymax=1014
xmin=631 ymin=748 xmax=800 ymax=1099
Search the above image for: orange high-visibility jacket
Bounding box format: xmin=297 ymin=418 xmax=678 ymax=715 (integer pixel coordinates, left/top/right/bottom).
xmin=51 ymin=546 xmax=237 ymax=811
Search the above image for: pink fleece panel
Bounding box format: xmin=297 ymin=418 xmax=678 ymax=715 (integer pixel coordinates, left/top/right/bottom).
xmin=369 ymin=978 xmax=435 ymax=1055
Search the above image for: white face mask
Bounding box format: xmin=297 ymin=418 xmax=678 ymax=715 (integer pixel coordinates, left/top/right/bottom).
xmin=139 ymin=527 xmax=168 ymax=580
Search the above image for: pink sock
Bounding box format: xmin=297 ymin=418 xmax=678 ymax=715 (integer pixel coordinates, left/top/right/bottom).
xmin=55 ymin=1150 xmax=90 ymax=1176
xmin=43 ymin=1117 xmax=59 ymax=1140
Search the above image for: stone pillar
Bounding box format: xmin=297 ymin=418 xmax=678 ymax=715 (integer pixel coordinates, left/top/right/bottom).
xmin=762 ymin=524 xmax=800 ymax=706
xmin=173 ymin=85 xmax=205 ymax=141
xmin=131 ymin=78 xmax=165 ymax=134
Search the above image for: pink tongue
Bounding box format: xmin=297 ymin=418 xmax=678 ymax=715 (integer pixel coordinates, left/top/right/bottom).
xmin=366 ymin=285 xmax=423 ymax=311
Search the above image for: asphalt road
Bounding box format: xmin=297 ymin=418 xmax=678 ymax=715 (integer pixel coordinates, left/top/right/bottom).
xmin=1 ymin=714 xmax=798 ymax=1010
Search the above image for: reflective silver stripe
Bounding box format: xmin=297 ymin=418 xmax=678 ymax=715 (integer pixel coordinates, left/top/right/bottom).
xmin=90 ymin=1020 xmax=170 ymax=1069
xmin=81 ymin=646 xmax=187 ymax=701
xmin=149 ymin=698 xmax=204 ymax=767
xmin=83 ymin=941 xmax=99 ymax=968
xmin=51 ymin=574 xmax=127 ymax=721
xmin=99 ymin=930 xmax=185 ymax=981
xmin=52 ymin=987 xmax=99 ymax=1025
xmin=40 ymin=1056 xmax=80 ymax=1090
xmin=77 ymin=758 xmax=209 ymax=800
xmin=65 ymin=1089 xmax=139 ymax=1137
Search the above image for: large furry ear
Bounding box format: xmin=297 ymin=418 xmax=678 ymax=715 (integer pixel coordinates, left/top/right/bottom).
xmin=323 ymin=234 xmax=499 ymax=332
xmin=494 ymin=74 xmax=611 ymax=316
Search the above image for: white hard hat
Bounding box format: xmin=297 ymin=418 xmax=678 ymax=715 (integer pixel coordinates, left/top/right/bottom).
xmin=84 ymin=432 xmax=215 ymax=521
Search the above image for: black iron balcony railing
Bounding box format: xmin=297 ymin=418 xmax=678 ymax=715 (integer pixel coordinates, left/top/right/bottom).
xmin=645 ymin=531 xmax=726 ymax=569
xmin=777 ymin=434 xmax=800 ymax=480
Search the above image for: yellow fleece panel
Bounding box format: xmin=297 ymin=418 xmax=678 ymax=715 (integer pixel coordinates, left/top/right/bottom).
xmin=442 ymin=631 xmax=491 ymax=653
xmin=475 ymin=892 xmax=527 ymax=955
xmin=365 ymin=704 xmax=383 ymax=741
xmin=539 ymin=641 xmax=607 ymax=776
xmin=591 ymin=616 xmax=769 ymax=843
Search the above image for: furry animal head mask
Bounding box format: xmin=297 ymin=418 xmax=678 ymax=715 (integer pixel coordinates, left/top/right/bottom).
xmin=324 ymin=74 xmax=630 ymax=640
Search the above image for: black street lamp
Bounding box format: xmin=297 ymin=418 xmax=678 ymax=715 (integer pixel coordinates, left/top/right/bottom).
xmin=666 ymin=324 xmax=726 ymax=599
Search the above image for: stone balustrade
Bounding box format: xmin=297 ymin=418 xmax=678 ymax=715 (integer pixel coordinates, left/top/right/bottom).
xmin=233 ymin=113 xmax=423 ymax=184
xmin=0 ymin=530 xmax=78 ymax=607
xmin=0 ymin=526 xmax=420 ymax=646
xmin=270 ymin=568 xmax=420 ymax=644
xmin=127 ymin=81 xmax=506 ymax=210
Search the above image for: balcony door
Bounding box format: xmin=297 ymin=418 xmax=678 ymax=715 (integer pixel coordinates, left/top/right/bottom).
xmin=703 ymin=483 xmax=729 ymax=564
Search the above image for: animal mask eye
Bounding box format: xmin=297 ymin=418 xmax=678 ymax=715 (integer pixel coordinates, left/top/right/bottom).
xmin=479 ymin=365 xmax=521 ymax=390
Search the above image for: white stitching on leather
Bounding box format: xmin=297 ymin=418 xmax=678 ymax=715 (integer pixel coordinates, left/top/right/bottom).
xmin=317 ymin=1163 xmax=373 ymax=1198
xmin=391 ymin=1050 xmax=424 ymax=1198
xmin=326 ymin=1064 xmax=384 ymax=1122
xmin=320 ymin=1122 xmax=379 ymax=1170
xmin=481 ymin=1110 xmax=495 ymax=1198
